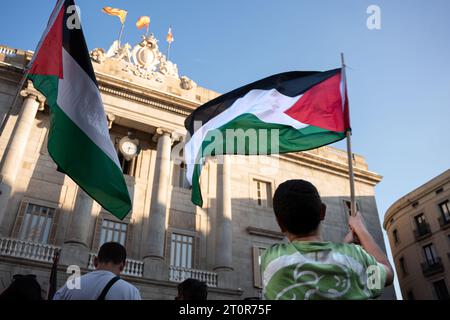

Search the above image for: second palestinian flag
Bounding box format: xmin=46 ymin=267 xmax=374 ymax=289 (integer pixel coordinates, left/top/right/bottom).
xmin=184 ymin=69 xmax=350 ymax=207
xmin=28 ymin=0 xmax=132 ymax=219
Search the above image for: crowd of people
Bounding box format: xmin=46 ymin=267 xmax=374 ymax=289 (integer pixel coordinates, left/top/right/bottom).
xmin=0 ymin=179 xmax=393 ymax=301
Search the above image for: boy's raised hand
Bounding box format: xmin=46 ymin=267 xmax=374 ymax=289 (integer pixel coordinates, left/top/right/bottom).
xmin=348 ymin=211 xmax=369 ymax=238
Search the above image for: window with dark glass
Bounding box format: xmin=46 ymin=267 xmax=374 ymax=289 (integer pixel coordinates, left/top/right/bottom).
xmin=344 ymin=200 xmax=360 ymax=216
xmin=177 ymin=163 xmax=191 ymax=190
xmin=439 ymin=200 xmax=450 ymax=222
xmin=393 ymin=229 xmax=399 ymax=244
xmin=433 ymin=280 xmax=450 ymax=300
xmin=414 ymin=213 xmax=429 ymax=236
xmin=415 ymin=213 xmax=426 ymax=226
xmin=254 ymin=180 xmax=272 ymax=208
xmin=399 ymin=257 xmax=407 ymax=276
xmin=422 ymin=243 xmax=438 ymax=265
xmin=118 ymin=152 xmax=137 ymax=177
xmin=253 ymin=246 xmax=267 ymax=289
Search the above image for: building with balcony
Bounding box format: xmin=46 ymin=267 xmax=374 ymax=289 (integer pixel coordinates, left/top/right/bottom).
xmin=0 ymin=38 xmax=395 ymax=300
xmin=384 ymin=169 xmax=450 ymax=300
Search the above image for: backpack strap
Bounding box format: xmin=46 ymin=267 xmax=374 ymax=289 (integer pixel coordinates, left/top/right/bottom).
xmin=97 ymin=276 xmax=120 ymax=300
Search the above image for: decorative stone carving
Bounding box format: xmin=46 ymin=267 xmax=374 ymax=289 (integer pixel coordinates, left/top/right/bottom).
xmin=180 ymin=76 xmax=196 ymax=91
xmin=131 ymin=35 xmax=160 ymax=72
xmin=106 ymin=113 xmax=116 ymax=129
xmin=20 ymin=81 xmax=46 ymax=111
xmin=90 ymin=34 xmax=193 ymax=85
xmin=105 ymin=41 xmax=132 ymax=63
xmin=90 ymin=48 xmax=106 ymax=64
xmin=159 ymin=55 xmax=179 ymax=78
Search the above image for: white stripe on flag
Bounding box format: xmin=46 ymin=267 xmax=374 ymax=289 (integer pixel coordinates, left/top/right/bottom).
xmin=184 ymin=89 xmax=308 ymax=184
xmin=57 ymin=49 xmax=121 ymax=169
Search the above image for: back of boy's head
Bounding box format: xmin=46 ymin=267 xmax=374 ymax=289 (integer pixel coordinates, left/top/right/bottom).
xmin=97 ymin=242 xmax=127 ymax=265
xmin=273 ymin=180 xmax=323 ymax=235
xmin=177 ymin=279 xmax=208 ymax=300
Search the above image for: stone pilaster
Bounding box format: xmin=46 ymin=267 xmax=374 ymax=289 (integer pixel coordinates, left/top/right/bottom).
xmin=214 ymin=155 xmax=235 ymax=288
xmin=59 ymin=189 xmax=94 ymax=267
xmin=143 ymin=128 xmax=176 ymax=280
xmin=0 ymin=84 xmax=45 ymax=236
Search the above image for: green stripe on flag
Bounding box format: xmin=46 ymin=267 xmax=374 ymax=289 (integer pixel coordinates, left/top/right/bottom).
xmin=29 ymin=74 xmax=132 ymax=219
xmin=191 ymin=113 xmax=346 ymax=207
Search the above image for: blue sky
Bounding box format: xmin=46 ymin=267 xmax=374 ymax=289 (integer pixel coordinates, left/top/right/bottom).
xmin=1 ymin=0 xmax=450 ymax=298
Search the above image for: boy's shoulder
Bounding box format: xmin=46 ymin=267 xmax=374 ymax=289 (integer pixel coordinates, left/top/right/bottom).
xmin=262 ymin=241 xmax=369 ymax=266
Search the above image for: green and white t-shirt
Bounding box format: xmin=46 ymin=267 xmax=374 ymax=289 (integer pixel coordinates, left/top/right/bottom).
xmin=261 ymin=241 xmax=387 ymax=300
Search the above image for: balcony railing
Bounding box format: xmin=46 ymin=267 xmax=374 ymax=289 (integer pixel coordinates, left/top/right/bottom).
xmin=0 ymin=237 xmax=60 ymax=263
xmin=87 ymin=253 xmax=144 ymax=278
xmin=438 ymin=216 xmax=450 ymax=230
xmin=414 ymin=223 xmax=432 ymax=240
xmin=421 ymin=257 xmax=445 ymax=277
xmin=169 ymin=266 xmax=218 ymax=288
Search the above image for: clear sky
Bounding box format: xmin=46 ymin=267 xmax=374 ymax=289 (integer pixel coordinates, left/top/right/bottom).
xmin=1 ymin=0 xmax=450 ymax=299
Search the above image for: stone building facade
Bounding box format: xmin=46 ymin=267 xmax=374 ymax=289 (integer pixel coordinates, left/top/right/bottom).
xmin=0 ymin=37 xmax=395 ymax=300
xmin=384 ymin=170 xmax=450 ymax=300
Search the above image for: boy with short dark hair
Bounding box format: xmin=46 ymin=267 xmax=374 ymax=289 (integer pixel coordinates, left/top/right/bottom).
xmin=262 ymin=180 xmax=394 ymax=300
xmin=175 ymin=278 xmax=208 ymax=300
xmin=54 ymin=242 xmax=141 ymax=300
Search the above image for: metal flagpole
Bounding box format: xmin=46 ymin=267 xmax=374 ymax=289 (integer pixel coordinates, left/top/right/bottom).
xmin=118 ymin=23 xmax=125 ymax=49
xmin=167 ymin=42 xmax=172 ymax=61
xmin=0 ymin=68 xmax=29 ymax=138
xmin=341 ymin=53 xmax=357 ymax=217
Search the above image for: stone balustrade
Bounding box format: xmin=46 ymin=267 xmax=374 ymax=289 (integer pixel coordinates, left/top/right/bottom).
xmin=168 ymin=265 xmax=218 ymax=288
xmin=0 ymin=237 xmax=60 ymax=263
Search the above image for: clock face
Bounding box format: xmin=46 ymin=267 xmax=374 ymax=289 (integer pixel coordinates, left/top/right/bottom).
xmin=121 ymin=141 xmax=138 ymax=156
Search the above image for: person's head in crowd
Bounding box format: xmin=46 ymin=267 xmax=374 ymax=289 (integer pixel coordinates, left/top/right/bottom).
xmin=0 ymin=274 xmax=43 ymax=300
xmin=94 ymin=242 xmax=127 ymax=276
xmin=175 ymin=279 xmax=208 ymax=300
xmin=273 ymin=179 xmax=326 ymax=240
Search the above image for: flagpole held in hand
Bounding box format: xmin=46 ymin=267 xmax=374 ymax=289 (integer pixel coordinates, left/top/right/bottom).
xmin=341 ymin=53 xmax=357 ymax=218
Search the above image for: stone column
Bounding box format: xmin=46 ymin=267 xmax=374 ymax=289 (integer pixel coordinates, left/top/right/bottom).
xmin=143 ymin=128 xmax=174 ymax=280
xmin=214 ymin=155 xmax=234 ymax=288
xmin=0 ymin=86 xmax=45 ymax=236
xmin=59 ymin=188 xmax=94 ymax=267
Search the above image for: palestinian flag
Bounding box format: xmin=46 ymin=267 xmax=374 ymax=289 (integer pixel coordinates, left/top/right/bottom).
xmin=184 ymin=69 xmax=350 ymax=207
xmin=28 ymin=0 xmax=132 ymax=219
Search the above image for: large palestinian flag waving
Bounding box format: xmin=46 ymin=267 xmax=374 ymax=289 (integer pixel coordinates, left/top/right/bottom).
xmin=185 ymin=69 xmax=350 ymax=207
xmin=28 ymin=0 xmax=132 ymax=219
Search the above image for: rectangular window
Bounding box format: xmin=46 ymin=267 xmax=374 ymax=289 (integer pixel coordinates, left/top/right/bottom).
xmin=18 ymin=204 xmax=55 ymax=244
xmin=118 ymin=152 xmax=137 ymax=177
xmin=253 ymin=246 xmax=267 ymax=289
xmin=344 ymin=200 xmax=360 ymax=216
xmin=439 ymin=200 xmax=450 ymax=222
xmin=254 ymin=180 xmax=272 ymax=208
xmin=99 ymin=220 xmax=128 ymax=247
xmin=393 ymin=229 xmax=399 ymax=244
xmin=399 ymin=257 xmax=408 ymax=276
xmin=415 ymin=213 xmax=426 ymax=227
xmin=433 ymin=280 xmax=450 ymax=300
xmin=170 ymin=233 xmax=194 ymax=269
xmin=422 ymin=243 xmax=438 ymax=265
xmin=177 ymin=163 xmax=191 ymax=190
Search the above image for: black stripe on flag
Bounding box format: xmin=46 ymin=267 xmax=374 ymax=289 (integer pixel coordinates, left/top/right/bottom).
xmin=62 ymin=0 xmax=98 ymax=86
xmin=185 ymin=69 xmax=341 ymax=136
